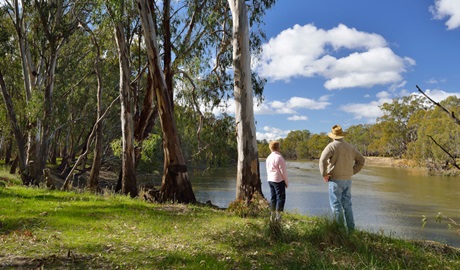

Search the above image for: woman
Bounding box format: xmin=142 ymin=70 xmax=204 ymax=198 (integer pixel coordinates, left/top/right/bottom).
xmin=266 ymin=140 xmax=289 ymax=221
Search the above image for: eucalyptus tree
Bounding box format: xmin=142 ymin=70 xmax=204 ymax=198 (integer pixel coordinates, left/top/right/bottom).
xmin=257 ymin=140 xmax=270 ymax=159
xmin=102 ymin=1 xmax=141 ymax=197
xmin=59 ymin=10 xmax=122 ymax=191
xmin=371 ymin=95 xmax=427 ymax=157
xmin=136 ymin=0 xmax=195 ymax=203
xmin=306 ymin=133 xmax=330 ymax=159
xmin=0 ymin=9 xmax=24 ymax=169
xmin=227 ymin=0 xmax=275 ymax=201
xmin=136 ymin=0 xmax=233 ymax=202
xmin=406 ymin=96 xmax=460 ymax=171
xmin=281 ymin=130 xmax=311 ymax=159
xmin=2 ymin=0 xmax=83 ymax=185
xmin=346 ymin=124 xmax=373 ymax=156
xmin=133 ymin=0 xmax=273 ymax=202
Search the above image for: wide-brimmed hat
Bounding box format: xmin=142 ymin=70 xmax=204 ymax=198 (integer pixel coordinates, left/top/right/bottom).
xmin=328 ymin=124 xmax=347 ymax=139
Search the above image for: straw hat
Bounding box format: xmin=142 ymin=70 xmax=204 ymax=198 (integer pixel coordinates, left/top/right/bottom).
xmin=328 ymin=124 xmax=347 ymax=139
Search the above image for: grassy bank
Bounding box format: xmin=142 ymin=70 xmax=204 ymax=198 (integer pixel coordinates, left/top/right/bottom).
xmin=1 ymin=184 xmax=459 ymax=270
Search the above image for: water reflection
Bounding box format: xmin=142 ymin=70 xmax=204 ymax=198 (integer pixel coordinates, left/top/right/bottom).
xmin=191 ymin=161 xmax=460 ymax=247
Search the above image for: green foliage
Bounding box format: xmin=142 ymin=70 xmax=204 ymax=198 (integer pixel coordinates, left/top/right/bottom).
xmin=136 ymin=134 xmax=163 ymax=173
xmin=306 ymin=133 xmax=330 ymax=159
xmin=175 ymin=105 xmax=237 ymax=168
xmin=370 ymin=96 xmax=427 ymax=157
xmin=405 ymin=96 xmax=460 ymax=171
xmin=257 ymin=140 xmax=270 ymax=158
xmin=281 ymin=130 xmax=311 ymax=159
xmin=110 ymin=134 xmax=163 ymax=174
xmin=346 ymin=124 xmax=373 ymax=155
xmin=110 ymin=138 xmax=122 ymax=158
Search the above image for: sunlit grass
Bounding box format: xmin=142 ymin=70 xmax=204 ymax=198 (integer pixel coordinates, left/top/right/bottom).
xmin=1 ymin=184 xmax=459 ymax=269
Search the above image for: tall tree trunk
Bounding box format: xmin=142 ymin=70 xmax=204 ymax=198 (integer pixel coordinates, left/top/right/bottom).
xmin=9 ymin=0 xmax=38 ymax=184
xmin=5 ymin=136 xmax=13 ymax=165
xmin=228 ymin=0 xmax=262 ymax=202
xmin=114 ymin=22 xmax=138 ymax=197
xmin=0 ymin=70 xmax=29 ymax=184
xmin=136 ymin=0 xmax=196 ymax=203
xmin=134 ymin=71 xmax=156 ymax=142
xmin=35 ymin=45 xmax=59 ymax=184
xmin=163 ymin=0 xmax=174 ymax=105
xmin=83 ymin=21 xmax=105 ymax=192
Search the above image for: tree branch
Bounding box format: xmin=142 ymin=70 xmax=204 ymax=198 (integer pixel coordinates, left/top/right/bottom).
xmin=416 ymin=85 xmax=460 ymax=125
xmin=427 ymin=135 xmax=460 ymax=170
xmin=61 ymin=96 xmax=120 ymax=191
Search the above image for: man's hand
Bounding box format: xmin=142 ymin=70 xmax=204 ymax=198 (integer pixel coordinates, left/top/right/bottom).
xmin=323 ymin=175 xmax=331 ymax=182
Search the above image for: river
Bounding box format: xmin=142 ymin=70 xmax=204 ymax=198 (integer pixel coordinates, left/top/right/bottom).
xmin=190 ymin=161 xmax=460 ymax=247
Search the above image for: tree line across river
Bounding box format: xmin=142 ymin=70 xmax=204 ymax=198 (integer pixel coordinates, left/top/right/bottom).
xmin=258 ymin=95 xmax=460 ymax=175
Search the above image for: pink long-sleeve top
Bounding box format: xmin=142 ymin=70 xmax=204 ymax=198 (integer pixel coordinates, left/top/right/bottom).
xmin=266 ymin=151 xmax=288 ymax=184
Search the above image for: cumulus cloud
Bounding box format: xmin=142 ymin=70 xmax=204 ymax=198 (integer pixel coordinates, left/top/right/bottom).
xmin=430 ymin=0 xmax=460 ymax=30
xmin=339 ymin=89 xmax=394 ymax=121
xmin=213 ymin=96 xmax=330 ymax=116
xmin=339 ymin=87 xmax=460 ymax=122
xmin=287 ymin=115 xmax=308 ymax=121
xmin=256 ymin=126 xmax=290 ymax=141
xmin=340 ymin=101 xmax=386 ymax=121
xmin=256 ymin=23 xmax=414 ymax=90
xmin=267 ymin=96 xmax=330 ymax=114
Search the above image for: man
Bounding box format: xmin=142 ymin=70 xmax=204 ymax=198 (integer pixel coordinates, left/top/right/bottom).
xmin=266 ymin=140 xmax=289 ymax=222
xmin=319 ymin=124 xmax=365 ymax=232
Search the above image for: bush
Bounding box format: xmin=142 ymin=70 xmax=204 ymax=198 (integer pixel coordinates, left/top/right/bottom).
xmin=227 ymin=192 xmax=270 ymax=218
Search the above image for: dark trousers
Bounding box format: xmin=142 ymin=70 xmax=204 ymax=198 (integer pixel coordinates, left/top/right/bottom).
xmin=269 ymin=181 xmax=286 ymax=211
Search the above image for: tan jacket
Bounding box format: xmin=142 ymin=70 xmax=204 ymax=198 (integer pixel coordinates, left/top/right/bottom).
xmin=319 ymin=139 xmax=365 ymax=180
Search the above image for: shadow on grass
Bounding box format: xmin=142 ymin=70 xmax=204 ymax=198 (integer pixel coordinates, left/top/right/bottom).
xmin=0 ymin=217 xmax=45 ymax=235
xmin=0 ymin=187 xmax=66 ymax=202
xmin=0 ymin=252 xmax=108 ymax=270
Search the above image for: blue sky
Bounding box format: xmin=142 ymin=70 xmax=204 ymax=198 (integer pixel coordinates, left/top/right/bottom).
xmin=230 ymin=0 xmax=460 ymax=140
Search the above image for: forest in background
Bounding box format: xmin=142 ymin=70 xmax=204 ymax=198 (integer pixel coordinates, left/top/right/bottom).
xmin=0 ymin=0 xmax=458 ymax=203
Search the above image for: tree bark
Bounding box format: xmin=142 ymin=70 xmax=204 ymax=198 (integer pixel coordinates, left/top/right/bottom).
xmin=0 ymin=70 xmax=29 ymax=184
xmin=228 ymin=0 xmax=263 ymax=202
xmin=114 ymin=22 xmax=138 ymax=197
xmin=136 ymin=0 xmax=196 ymax=203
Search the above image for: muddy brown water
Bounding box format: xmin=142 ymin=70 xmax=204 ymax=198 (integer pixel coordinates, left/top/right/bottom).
xmin=190 ymin=161 xmax=460 ymax=247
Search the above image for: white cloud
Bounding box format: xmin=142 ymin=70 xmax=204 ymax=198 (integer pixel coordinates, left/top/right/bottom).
xmin=257 ymin=23 xmax=414 ymax=90
xmin=210 ymin=96 xmax=329 ymax=117
xmin=263 ymin=96 xmax=330 ymax=114
xmin=287 ymin=115 xmax=308 ymax=121
xmin=340 ymin=101 xmax=386 ymax=121
xmin=430 ymin=0 xmax=460 ymax=30
xmin=339 ymin=90 xmax=394 ymax=121
xmin=256 ymin=126 xmax=290 ymax=141
xmin=413 ymin=88 xmax=460 ymax=103
xmin=339 ymin=87 xmax=460 ymax=122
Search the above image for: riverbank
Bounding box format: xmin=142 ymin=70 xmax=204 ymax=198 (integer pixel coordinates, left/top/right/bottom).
xmin=365 ymin=156 xmax=419 ymax=168
xmin=1 ymin=185 xmax=459 ymax=269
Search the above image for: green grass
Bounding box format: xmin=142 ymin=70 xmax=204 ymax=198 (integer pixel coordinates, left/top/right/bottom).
xmin=1 ymin=184 xmax=459 ymax=269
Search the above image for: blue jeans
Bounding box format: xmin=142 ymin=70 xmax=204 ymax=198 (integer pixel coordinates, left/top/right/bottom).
xmin=328 ymin=180 xmax=355 ymax=231
xmin=268 ymin=181 xmax=286 ymax=212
